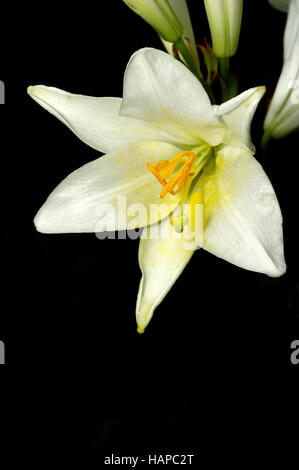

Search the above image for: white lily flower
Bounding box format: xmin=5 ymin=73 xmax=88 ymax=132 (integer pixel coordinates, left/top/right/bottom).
xmin=204 ymin=0 xmax=243 ymax=57
xmin=28 ymin=48 xmax=286 ymax=333
xmin=264 ymin=0 xmax=299 ymax=139
xmin=122 ymin=0 xmax=183 ymax=42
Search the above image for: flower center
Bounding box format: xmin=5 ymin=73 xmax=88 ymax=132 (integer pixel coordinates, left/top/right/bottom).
xmin=147 ymin=151 xmax=196 ymax=199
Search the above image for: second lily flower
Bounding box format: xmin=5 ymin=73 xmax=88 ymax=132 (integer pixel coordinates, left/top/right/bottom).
xmin=264 ymin=0 xmax=299 ymax=139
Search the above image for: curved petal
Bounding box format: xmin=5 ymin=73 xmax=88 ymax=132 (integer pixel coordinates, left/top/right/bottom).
xmin=193 ymin=146 xmax=286 ymax=277
xmin=27 ymin=85 xmax=171 ymax=154
xmin=34 ymin=141 xmax=182 ymax=234
xmin=263 ymin=57 xmax=299 ymax=138
xmin=136 ymin=215 xmax=194 ymax=333
xmin=120 ymin=48 xmax=224 ymax=147
xmin=270 ymin=106 xmax=299 ymax=137
xmin=214 ymin=86 xmax=266 ymax=153
xmin=283 ymin=0 xmax=298 ymax=59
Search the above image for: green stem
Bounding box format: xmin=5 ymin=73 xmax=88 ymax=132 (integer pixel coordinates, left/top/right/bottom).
xmin=175 ymin=36 xmax=202 ymax=78
xmin=219 ymin=57 xmax=238 ymax=102
xmin=174 ymin=36 xmax=216 ymax=104
xmin=220 ymin=57 xmax=229 ymax=76
xmin=261 ymin=130 xmax=272 ymax=152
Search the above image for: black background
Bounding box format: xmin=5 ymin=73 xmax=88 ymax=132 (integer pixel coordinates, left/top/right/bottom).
xmin=0 ymin=0 xmax=298 ymax=465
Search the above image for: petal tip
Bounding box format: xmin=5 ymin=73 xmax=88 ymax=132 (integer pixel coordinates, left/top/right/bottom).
xmin=136 ymin=302 xmax=153 ymax=334
xmin=27 ymin=85 xmax=44 ymax=98
xmin=27 ymin=85 xmax=46 ymax=100
xmin=34 ymin=208 xmax=51 ymax=234
xmin=33 ymin=215 xmax=44 ymax=233
xmin=247 ymin=85 xmax=266 ymax=106
xmin=137 ymin=325 xmax=145 ymax=334
xmin=257 ymin=85 xmax=266 ymax=98
xmin=268 ymin=261 xmax=287 ymax=278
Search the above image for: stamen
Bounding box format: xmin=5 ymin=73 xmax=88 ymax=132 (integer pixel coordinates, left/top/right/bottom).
xmin=147 ymin=151 xmax=196 ymax=199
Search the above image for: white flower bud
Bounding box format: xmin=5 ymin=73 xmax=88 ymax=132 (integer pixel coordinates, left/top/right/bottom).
xmin=204 ymin=0 xmax=243 ymax=57
xmin=123 ymin=0 xmax=183 ymax=42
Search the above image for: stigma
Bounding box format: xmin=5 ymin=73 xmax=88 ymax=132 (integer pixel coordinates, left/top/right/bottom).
xmin=147 ymin=151 xmax=196 ymax=199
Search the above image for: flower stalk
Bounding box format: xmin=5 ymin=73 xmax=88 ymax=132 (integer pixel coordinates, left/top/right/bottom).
xmin=219 ymin=57 xmax=238 ymax=101
xmin=261 ymin=130 xmax=272 ymax=152
xmin=174 ymin=37 xmax=215 ymax=103
xmin=174 ymin=36 xmax=202 ymax=79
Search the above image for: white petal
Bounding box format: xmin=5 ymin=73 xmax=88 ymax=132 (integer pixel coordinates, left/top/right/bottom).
xmin=269 ymin=0 xmax=290 ymax=12
xmin=120 ymin=48 xmax=224 ymax=147
xmin=136 ymin=216 xmax=194 ymax=333
xmin=27 ymin=85 xmax=170 ymax=154
xmin=263 ymin=61 xmax=299 ymax=137
xmin=270 ymin=106 xmax=299 ymax=137
xmin=283 ymin=0 xmax=299 ymax=59
xmin=34 ymin=142 xmax=182 ymax=233
xmin=195 ymin=146 xmax=286 ymax=277
xmin=214 ymin=86 xmax=266 ymax=153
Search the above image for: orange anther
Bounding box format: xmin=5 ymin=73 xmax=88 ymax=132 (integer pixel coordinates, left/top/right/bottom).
xmin=147 ymin=151 xmax=196 ymax=199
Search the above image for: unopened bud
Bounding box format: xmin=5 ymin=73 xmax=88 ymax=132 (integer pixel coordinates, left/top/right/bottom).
xmin=204 ymin=0 xmax=243 ymax=57
xmin=123 ymin=0 xmax=183 ymax=42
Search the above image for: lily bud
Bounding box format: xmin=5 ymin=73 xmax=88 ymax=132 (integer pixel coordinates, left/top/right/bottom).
xmin=204 ymin=0 xmax=243 ymax=57
xmin=122 ymin=0 xmax=183 ymax=42
xmin=264 ymin=0 xmax=299 ymax=139
xmin=161 ymin=0 xmax=197 ymax=56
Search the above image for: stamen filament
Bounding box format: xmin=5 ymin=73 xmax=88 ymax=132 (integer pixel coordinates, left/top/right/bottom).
xmin=147 ymin=151 xmax=196 ymax=199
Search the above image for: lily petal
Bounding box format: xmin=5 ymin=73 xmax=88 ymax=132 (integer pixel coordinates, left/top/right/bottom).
xmin=214 ymin=86 xmax=266 ymax=153
xmin=268 ymin=106 xmax=299 ymax=137
xmin=194 ymin=146 xmax=286 ymax=277
xmin=136 ymin=216 xmax=194 ymax=333
xmin=283 ymin=0 xmax=297 ymax=59
xmin=27 ymin=85 xmax=171 ymax=154
xmin=120 ymin=48 xmax=224 ymax=147
xmin=34 ymin=142 xmax=182 ymax=233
